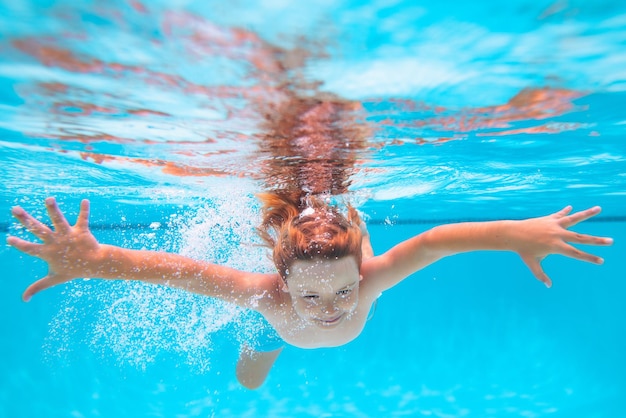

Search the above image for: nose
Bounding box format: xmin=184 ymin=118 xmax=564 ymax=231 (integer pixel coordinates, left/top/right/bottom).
xmin=320 ymin=301 xmax=338 ymax=315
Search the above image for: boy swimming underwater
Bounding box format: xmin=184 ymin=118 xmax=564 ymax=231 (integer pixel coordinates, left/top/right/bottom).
xmin=7 ymin=194 xmax=612 ymax=388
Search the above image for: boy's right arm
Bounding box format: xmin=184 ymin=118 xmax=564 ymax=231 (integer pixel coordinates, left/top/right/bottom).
xmin=7 ymin=198 xmax=277 ymax=308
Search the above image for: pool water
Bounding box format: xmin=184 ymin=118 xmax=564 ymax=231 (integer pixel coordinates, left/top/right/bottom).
xmin=1 ymin=0 xmax=625 ymax=417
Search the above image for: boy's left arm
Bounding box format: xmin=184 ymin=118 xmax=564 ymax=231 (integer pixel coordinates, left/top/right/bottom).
xmin=362 ymin=206 xmax=613 ymax=292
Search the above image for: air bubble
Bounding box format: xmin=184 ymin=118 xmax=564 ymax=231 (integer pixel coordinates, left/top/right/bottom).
xmin=44 ymin=190 xmax=276 ymax=373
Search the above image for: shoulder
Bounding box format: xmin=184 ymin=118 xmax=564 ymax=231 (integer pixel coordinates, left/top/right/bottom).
xmin=214 ymin=271 xmax=284 ymax=313
xmin=240 ymin=272 xmax=291 ymax=313
xmin=357 ymin=257 xmax=387 ymax=298
xmin=358 ymin=253 xmax=410 ymax=295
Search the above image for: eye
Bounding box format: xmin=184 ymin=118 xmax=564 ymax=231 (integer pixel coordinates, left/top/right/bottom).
xmin=337 ymin=288 xmax=352 ymax=296
xmin=302 ymin=294 xmax=319 ymax=300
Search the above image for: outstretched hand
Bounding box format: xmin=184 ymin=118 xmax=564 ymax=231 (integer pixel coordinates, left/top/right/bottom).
xmin=514 ymin=206 xmax=613 ymax=287
xmin=7 ymin=197 xmax=101 ymax=302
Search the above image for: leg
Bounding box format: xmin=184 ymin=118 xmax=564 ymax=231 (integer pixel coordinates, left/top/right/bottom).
xmin=236 ymin=345 xmax=283 ymax=389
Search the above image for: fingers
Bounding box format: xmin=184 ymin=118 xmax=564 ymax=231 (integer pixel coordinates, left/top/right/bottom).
xmin=552 ymin=205 xmax=573 ymax=219
xmin=521 ymin=254 xmax=552 ymax=288
xmin=565 ymin=231 xmax=613 ymax=246
xmin=45 ymin=197 xmax=71 ymax=233
xmin=22 ymin=276 xmax=56 ymax=302
xmin=561 ymin=206 xmax=601 ymax=228
xmin=11 ymin=206 xmax=53 ymax=241
xmin=560 ymin=243 xmax=604 ymax=264
xmin=75 ymin=199 xmax=91 ymax=229
xmin=6 ymin=236 xmax=44 ymax=257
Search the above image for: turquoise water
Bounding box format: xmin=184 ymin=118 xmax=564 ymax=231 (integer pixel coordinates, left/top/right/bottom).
xmin=1 ymin=0 xmax=625 ymax=417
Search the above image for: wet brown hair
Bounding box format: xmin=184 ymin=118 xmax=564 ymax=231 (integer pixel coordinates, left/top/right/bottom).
xmin=254 ymin=81 xmax=371 ymax=282
xmin=257 ymin=192 xmax=363 ymax=281
xmin=258 ymin=95 xmax=370 ymax=196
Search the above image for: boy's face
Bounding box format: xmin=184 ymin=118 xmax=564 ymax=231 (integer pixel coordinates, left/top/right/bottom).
xmin=284 ymin=256 xmax=362 ymax=329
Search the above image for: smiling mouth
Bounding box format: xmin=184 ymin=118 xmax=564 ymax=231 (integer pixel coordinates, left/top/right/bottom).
xmin=315 ymin=314 xmax=344 ymax=327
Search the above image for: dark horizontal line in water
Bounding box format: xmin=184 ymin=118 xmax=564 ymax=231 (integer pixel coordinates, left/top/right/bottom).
xmin=368 ymin=216 xmax=626 ymax=225
xmin=2 ymin=216 xmax=625 ymax=233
